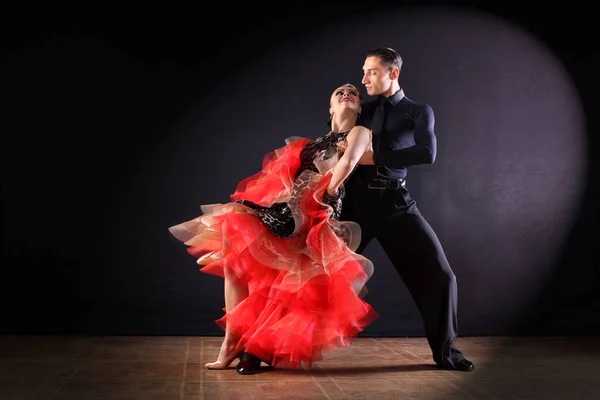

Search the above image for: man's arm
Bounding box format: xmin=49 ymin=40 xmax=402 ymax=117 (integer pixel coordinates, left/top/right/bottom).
xmin=360 ymin=104 xmax=437 ymax=167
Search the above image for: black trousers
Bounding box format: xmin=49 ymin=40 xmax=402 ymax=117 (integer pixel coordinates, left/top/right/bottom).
xmin=340 ymin=181 xmax=465 ymax=367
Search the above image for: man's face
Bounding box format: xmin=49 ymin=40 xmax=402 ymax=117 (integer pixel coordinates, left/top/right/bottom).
xmin=361 ymin=56 xmax=395 ymax=97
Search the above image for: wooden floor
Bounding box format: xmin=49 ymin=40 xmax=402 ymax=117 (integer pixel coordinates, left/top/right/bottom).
xmin=1 ymin=335 xmax=599 ymax=399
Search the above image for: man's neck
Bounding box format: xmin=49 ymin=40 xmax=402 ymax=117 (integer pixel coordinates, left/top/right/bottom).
xmin=381 ymin=85 xmax=402 ymax=98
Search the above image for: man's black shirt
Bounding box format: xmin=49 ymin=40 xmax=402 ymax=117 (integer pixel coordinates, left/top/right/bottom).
xmin=353 ymin=89 xmax=437 ymax=181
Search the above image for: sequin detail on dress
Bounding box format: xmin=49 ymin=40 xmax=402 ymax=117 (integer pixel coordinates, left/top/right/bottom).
xmin=237 ymin=131 xmax=349 ymax=238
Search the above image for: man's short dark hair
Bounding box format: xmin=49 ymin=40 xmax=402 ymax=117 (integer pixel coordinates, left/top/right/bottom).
xmin=366 ymin=47 xmax=403 ymax=72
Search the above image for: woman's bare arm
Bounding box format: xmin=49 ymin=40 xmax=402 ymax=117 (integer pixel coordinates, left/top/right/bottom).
xmin=326 ymin=126 xmax=371 ymax=195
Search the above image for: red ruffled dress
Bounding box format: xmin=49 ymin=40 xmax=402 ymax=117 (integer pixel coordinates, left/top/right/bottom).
xmin=168 ymin=131 xmax=378 ymax=368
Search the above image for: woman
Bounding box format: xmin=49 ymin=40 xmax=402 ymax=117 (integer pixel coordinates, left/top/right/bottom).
xmin=168 ymin=83 xmax=377 ymax=371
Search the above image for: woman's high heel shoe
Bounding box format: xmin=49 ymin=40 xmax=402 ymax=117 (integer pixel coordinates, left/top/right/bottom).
xmin=204 ymin=348 xmax=243 ymax=370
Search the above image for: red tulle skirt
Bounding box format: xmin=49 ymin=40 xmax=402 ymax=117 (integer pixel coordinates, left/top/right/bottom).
xmin=169 ymin=137 xmax=377 ymax=368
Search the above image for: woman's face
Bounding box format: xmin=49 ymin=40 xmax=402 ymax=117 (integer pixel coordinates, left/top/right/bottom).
xmin=329 ymin=85 xmax=361 ymax=117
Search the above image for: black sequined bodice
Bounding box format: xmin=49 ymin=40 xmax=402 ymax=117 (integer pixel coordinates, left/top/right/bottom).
xmin=237 ymin=131 xmax=349 ymax=238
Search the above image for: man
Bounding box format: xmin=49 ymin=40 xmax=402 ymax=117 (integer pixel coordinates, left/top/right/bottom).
xmin=340 ymin=47 xmax=474 ymax=371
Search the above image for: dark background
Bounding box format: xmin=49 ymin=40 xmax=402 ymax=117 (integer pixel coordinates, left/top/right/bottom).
xmin=1 ymin=1 xmax=598 ymax=338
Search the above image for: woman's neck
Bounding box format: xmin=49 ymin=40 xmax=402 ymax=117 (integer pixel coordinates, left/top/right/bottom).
xmin=331 ymin=119 xmax=356 ymax=133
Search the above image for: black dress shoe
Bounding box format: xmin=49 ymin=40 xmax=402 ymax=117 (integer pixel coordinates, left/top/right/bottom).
xmin=455 ymin=358 xmax=474 ymax=371
xmin=437 ymin=358 xmax=474 ymax=372
xmin=235 ymin=352 xmax=262 ymax=375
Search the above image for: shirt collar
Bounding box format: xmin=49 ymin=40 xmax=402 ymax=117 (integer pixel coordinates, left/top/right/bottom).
xmin=378 ymin=88 xmax=405 ymax=107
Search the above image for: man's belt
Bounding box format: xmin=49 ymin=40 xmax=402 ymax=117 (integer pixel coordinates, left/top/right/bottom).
xmin=358 ymin=178 xmax=406 ymax=190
